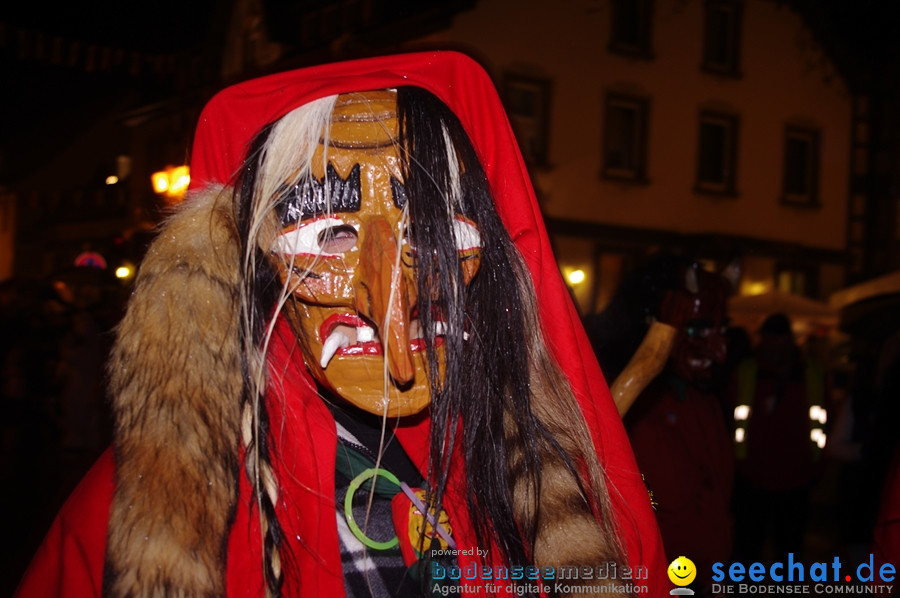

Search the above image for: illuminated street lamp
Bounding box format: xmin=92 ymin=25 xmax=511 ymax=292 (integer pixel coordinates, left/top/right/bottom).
xmin=151 ymin=165 xmax=190 ymax=202
xmin=566 ymin=269 xmax=586 ymax=285
xmin=115 ymin=261 xmax=136 ymax=283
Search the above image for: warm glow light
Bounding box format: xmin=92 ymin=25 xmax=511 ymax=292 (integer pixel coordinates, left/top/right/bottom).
xmin=567 ymin=269 xmax=586 ymax=285
xmin=105 ymin=175 xmax=119 ymax=185
xmin=152 ymin=165 xmax=190 ymax=201
xmin=745 ymin=281 xmax=769 ymax=295
xmin=810 ymin=428 xmax=827 ymax=449
xmin=809 ymin=405 xmax=827 ymax=425
xmin=115 ymin=261 xmax=136 ymax=281
xmin=734 ymin=405 xmax=751 ymax=421
xmin=169 ymin=165 xmax=190 ymax=196
xmin=735 ymin=428 xmax=745 ymax=443
xmin=152 ymin=172 xmax=170 ymax=194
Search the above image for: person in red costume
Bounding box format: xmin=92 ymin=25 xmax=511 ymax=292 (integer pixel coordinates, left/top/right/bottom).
xmin=606 ymin=257 xmax=735 ymax=597
xmin=16 ymin=52 xmax=667 ymax=598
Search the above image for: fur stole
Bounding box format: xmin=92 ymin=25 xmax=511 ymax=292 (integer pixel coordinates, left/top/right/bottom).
xmin=104 ymin=186 xmax=244 ymax=597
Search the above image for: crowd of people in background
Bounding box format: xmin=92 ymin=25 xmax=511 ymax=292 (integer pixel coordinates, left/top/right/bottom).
xmin=0 ymin=273 xmax=121 ymax=594
xmin=586 ymin=252 xmax=900 ymax=596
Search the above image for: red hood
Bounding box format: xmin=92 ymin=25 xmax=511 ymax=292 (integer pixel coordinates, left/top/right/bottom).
xmin=188 ymin=50 xmax=668 ymax=593
xmin=191 ymin=52 xmax=541 ymax=259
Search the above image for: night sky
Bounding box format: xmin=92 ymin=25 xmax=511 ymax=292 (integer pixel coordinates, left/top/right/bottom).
xmin=4 ymin=0 xmax=217 ymax=52
xmin=1 ymin=0 xmax=222 ymax=185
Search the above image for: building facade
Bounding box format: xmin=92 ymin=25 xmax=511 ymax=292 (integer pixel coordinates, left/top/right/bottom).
xmin=427 ymin=0 xmax=853 ymax=315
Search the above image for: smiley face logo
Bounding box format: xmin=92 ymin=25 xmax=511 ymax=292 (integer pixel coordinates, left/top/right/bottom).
xmin=668 ymin=556 xmax=697 ymax=587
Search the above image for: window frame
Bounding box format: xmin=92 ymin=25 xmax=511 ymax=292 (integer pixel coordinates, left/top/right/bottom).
xmin=781 ymin=126 xmax=821 ymax=208
xmin=695 ymin=110 xmax=740 ymax=196
xmin=775 ymin=262 xmax=818 ymax=297
xmin=602 ymin=93 xmax=651 ymax=183
xmin=701 ymin=0 xmax=743 ymax=77
xmin=608 ymin=0 xmax=655 ymax=59
xmin=502 ymin=73 xmax=553 ymax=169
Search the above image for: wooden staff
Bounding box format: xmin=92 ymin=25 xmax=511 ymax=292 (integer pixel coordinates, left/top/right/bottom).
xmin=610 ymin=320 xmax=677 ymax=417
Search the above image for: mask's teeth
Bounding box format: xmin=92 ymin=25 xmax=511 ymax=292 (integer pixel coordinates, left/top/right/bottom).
xmin=320 ymin=330 xmax=351 ymax=369
xmin=356 ymin=325 xmax=375 ymax=343
xmin=433 ymin=321 xmax=447 ymax=336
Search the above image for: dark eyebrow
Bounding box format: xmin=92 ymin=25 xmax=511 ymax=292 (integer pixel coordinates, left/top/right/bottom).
xmin=278 ymin=163 xmax=361 ymax=225
xmin=390 ymin=175 xmax=407 ymax=209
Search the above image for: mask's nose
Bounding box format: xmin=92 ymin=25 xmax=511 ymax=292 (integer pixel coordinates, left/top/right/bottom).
xmin=354 ymin=217 xmax=415 ymax=385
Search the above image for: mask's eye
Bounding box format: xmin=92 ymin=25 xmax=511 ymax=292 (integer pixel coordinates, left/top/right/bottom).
xmin=400 ymin=217 xmax=481 ymax=270
xmin=318 ymin=224 xmax=358 ymax=253
xmin=275 ymin=217 xmax=359 ymax=256
xmin=452 ymin=217 xmax=481 ymax=253
xmin=685 ymin=326 xmax=717 ymax=339
xmin=401 ymin=218 xmax=480 ymax=254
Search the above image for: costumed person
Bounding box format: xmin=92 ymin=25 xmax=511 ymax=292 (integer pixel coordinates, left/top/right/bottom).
xmin=731 ymin=312 xmax=828 ymax=564
xmin=15 ymin=52 xmax=668 ymax=598
xmin=589 ymin=254 xmax=736 ymax=596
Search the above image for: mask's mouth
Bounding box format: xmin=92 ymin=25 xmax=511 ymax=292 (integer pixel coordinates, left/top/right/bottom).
xmin=687 ymin=357 xmax=713 ymax=370
xmin=318 ymin=312 xmax=446 ymax=369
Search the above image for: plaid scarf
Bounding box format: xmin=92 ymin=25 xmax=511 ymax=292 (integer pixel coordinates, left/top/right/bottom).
xmin=334 ymin=420 xmax=463 ymax=598
xmin=335 ymin=421 xmax=421 ymax=598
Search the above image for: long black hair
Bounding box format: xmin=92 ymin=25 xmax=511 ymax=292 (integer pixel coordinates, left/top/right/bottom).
xmin=398 ymin=86 xmax=561 ymax=568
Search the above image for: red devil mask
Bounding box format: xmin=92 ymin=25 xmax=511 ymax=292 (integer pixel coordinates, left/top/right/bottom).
xmin=659 ymin=263 xmax=728 ymax=383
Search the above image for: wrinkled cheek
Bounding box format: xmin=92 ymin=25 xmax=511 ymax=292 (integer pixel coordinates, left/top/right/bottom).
xmin=417 ymin=250 xmax=481 ymax=301
xmin=274 ymin=254 xmax=355 ymax=305
xmin=291 ymin=274 xmax=355 ymax=305
xmin=460 ymin=250 xmax=481 ymax=285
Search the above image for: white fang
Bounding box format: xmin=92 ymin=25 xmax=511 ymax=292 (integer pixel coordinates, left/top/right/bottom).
xmin=320 ymin=330 xmax=351 ymax=368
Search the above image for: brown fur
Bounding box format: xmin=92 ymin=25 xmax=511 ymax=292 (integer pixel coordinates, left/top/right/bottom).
xmin=104 ymin=187 xmax=245 ymax=598
xmin=507 ymin=279 xmax=630 ymax=598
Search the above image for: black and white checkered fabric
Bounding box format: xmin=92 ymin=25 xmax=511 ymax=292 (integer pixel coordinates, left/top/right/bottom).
xmin=335 ymin=422 xmax=423 ymax=598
